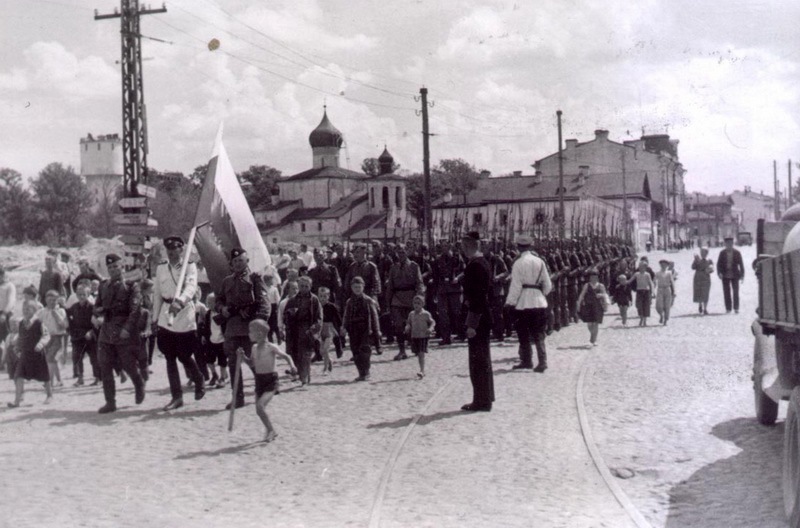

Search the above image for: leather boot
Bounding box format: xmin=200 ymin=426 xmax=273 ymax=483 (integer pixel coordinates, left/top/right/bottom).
xmin=163 ymin=398 xmax=184 ymax=411
xmin=98 ymin=402 xmax=117 ymax=414
xmin=534 ymin=344 xmax=548 ymax=373
xmin=134 ymin=380 xmax=145 ymax=404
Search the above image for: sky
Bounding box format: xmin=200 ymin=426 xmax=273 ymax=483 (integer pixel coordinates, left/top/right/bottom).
xmin=1 ymin=0 xmax=799 ymax=195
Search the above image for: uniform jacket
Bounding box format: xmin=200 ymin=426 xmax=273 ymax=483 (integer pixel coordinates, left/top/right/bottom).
xmin=151 ymin=260 xmax=198 ymax=333
xmin=217 ymin=268 xmax=270 ymax=337
xmin=433 ymin=252 xmax=464 ymax=293
xmin=386 ymin=258 xmax=424 ymax=308
xmin=343 ymin=294 xmax=380 ymax=336
xmin=94 ymin=277 xmax=141 ymax=344
xmin=463 ymin=255 xmax=492 ymax=336
xmin=344 ymin=260 xmax=382 ymax=299
xmin=506 ymin=250 xmax=552 ymax=310
xmin=716 ymin=248 xmax=745 ymax=280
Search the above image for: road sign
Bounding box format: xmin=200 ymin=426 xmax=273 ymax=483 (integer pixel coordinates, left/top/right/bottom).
xmin=117 ymin=222 xmax=159 ymax=236
xmin=137 ymin=185 xmax=157 ymax=199
xmin=123 ymin=269 xmax=144 ymax=282
xmin=118 ymin=196 xmax=148 ymax=209
xmin=120 ymin=234 xmax=146 ymax=245
xmin=114 ymin=213 xmax=150 ymax=225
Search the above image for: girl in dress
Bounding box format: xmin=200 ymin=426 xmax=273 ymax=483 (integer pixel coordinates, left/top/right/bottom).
xmin=38 ymin=290 xmax=68 ymax=387
xmin=577 ymin=270 xmax=608 ymax=346
xmin=8 ymin=300 xmax=52 ymax=407
xmin=691 ymin=247 xmax=714 ymax=315
xmin=611 ymin=274 xmax=633 ymax=326
xmin=655 ymin=260 xmax=676 ymax=325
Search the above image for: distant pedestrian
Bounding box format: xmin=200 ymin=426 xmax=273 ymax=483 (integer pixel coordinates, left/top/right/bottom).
xmin=629 ymin=261 xmax=654 ymax=326
xmin=38 ymin=255 xmax=65 ymax=305
xmin=611 ymin=274 xmax=632 ymax=326
xmin=692 ymin=247 xmax=714 ymax=315
xmin=405 ymin=295 xmax=435 ymax=379
xmin=577 ymin=270 xmax=607 ymax=346
xmin=317 ymin=287 xmax=340 ymax=373
xmin=39 ymin=290 xmax=67 ymax=387
xmin=655 ymin=259 xmax=676 ymax=325
xmin=66 ymin=285 xmax=96 ymax=386
xmin=243 ymin=319 xmax=296 ymax=443
xmin=283 ymin=276 xmax=322 ymax=386
xmin=716 ymin=236 xmax=745 ymax=314
xmin=0 ymin=268 xmax=17 ymax=344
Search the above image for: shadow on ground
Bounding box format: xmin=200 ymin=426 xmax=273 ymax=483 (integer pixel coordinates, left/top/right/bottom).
xmin=367 ymin=409 xmax=465 ymax=430
xmin=174 ymin=441 xmax=266 ymax=460
xmin=665 ymin=417 xmax=785 ymax=528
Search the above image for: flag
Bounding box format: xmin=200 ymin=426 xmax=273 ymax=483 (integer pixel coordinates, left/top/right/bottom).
xmin=193 ymin=124 xmax=272 ymax=293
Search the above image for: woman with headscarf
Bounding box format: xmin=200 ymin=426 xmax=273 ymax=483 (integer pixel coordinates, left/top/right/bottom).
xmin=691 ymin=247 xmax=714 ymax=315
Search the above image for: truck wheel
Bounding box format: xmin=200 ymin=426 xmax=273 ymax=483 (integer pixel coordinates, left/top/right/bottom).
xmin=784 ymin=388 xmax=800 ymax=527
xmin=754 ymin=329 xmax=779 ymax=425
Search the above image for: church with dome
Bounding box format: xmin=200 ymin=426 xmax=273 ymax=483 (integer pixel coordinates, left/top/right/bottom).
xmin=254 ymin=108 xmax=411 ymax=245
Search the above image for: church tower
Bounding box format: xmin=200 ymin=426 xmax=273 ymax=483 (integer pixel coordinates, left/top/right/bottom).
xmin=308 ymin=107 xmax=343 ymax=169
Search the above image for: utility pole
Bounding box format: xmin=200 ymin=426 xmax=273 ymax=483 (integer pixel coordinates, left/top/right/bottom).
xmin=621 ymin=149 xmax=628 ymax=243
xmin=95 ymin=1 xmax=166 ymax=198
xmin=418 ymin=87 xmax=433 ymax=248
xmin=774 ymin=160 xmax=781 ymax=219
xmin=96 ymin=1 xmax=166 ymax=281
xmin=557 ymin=110 xmax=565 ymax=239
xmin=789 ymin=159 xmax=793 ymax=208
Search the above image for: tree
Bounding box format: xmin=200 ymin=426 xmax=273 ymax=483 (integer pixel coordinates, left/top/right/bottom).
xmin=435 ymin=158 xmax=482 ymax=197
xmin=89 ymin=176 xmax=124 ymax=238
xmin=0 ymin=168 xmax=33 ymax=243
xmin=149 ymin=169 xmax=202 ymax=237
xmin=30 ymin=163 xmax=93 ymax=245
xmin=361 ymin=157 xmax=400 ymax=177
xmin=237 ymin=165 xmax=281 ymax=209
xmin=188 ymin=164 xmax=209 ymax=187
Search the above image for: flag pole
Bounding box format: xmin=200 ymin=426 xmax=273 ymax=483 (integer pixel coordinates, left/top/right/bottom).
xmin=167 ymin=220 xmax=210 ymax=327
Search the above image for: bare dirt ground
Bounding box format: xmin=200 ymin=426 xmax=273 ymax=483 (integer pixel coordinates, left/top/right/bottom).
xmin=0 ymin=243 xmax=786 ymax=527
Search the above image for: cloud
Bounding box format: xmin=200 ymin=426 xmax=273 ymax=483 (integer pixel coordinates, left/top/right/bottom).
xmin=22 ymin=41 xmax=118 ymax=100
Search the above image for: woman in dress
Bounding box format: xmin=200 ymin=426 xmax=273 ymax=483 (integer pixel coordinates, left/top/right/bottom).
xmin=577 ymin=270 xmax=608 ymax=346
xmin=691 ymin=247 xmax=714 ymax=315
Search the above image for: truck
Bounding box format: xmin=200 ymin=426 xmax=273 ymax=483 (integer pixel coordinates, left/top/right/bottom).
xmin=752 ymin=203 xmax=800 ymax=527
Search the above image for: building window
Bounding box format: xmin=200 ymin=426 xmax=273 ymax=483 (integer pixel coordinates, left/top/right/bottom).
xmin=395 ymin=187 xmax=401 ymax=208
xmin=395 ymin=217 xmax=402 ymax=227
xmin=499 ymin=211 xmax=508 ymax=227
xmin=272 ymin=238 xmax=277 ymax=244
xmin=382 ymin=186 xmax=389 ymax=209
xmin=301 ymin=223 xmax=306 ymax=233
xmin=472 ymin=213 xmax=483 ymax=225
xmin=97 ymin=143 xmax=101 ymax=151
xmin=318 ymin=222 xmax=322 ymax=231
xmin=370 ymin=188 xmax=375 ymax=209
xmin=535 ymin=208 xmax=545 ymax=224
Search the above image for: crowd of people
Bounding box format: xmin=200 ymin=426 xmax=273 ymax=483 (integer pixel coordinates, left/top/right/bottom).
xmin=0 ymin=232 xmax=746 ymax=441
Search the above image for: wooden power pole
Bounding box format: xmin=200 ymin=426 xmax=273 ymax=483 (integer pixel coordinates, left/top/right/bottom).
xmin=557 ymin=110 xmax=565 ymax=239
xmin=419 ymin=87 xmax=433 ymax=247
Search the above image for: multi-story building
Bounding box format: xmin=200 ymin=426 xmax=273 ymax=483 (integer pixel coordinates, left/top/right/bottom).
xmin=533 ymin=129 xmax=687 ymax=248
xmin=730 ymin=187 xmax=777 ymax=233
xmin=79 ymin=133 xmax=123 ymax=213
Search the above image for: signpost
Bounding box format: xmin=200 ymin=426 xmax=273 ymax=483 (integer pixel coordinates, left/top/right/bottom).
xmin=118 ymin=196 xmax=148 ymax=209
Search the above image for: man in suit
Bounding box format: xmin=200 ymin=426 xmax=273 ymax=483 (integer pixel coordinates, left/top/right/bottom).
xmin=716 ymin=236 xmax=745 ymax=313
xmin=460 ymin=231 xmax=494 ymax=412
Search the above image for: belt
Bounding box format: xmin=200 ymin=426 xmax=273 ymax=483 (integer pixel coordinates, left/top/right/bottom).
xmin=392 ymin=285 xmax=416 ymax=291
xmin=162 ymin=297 xmax=174 ymax=303
xmin=522 ymin=284 xmax=542 ymax=290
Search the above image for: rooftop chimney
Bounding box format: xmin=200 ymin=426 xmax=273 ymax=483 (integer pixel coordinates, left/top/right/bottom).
xmin=578 ymin=165 xmax=589 ymax=186
xmin=513 ymin=170 xmax=522 ymax=177
xmin=565 ymin=139 xmax=578 ymax=149
xmin=533 ymin=170 xmax=543 ymax=184
xmin=271 ymin=188 xmax=280 ymax=206
xmin=594 ymin=130 xmax=609 ymax=141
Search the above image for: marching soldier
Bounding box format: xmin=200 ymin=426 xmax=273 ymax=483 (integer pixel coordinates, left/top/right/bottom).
xmin=151 ymin=236 xmax=206 ymax=411
xmin=94 ymin=253 xmax=145 ymax=414
xmin=216 ymin=248 xmax=271 ymax=409
xmin=433 ymin=240 xmax=465 ymax=346
xmin=386 ymin=245 xmax=424 ymax=361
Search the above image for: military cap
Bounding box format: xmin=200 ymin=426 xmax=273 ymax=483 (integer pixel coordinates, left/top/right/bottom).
xmin=352 ymin=242 xmax=367 ymax=250
xmin=230 ymin=247 xmax=247 ymax=260
xmin=516 ymin=235 xmax=533 ymax=246
xmin=163 ymin=236 xmax=185 ymax=250
xmin=106 ymin=253 xmax=122 ymax=265
xmin=462 ymin=231 xmax=481 ymax=242
xmin=724 ymin=236 xmax=734 ymax=241
xmin=658 ymin=259 xmax=670 ymax=265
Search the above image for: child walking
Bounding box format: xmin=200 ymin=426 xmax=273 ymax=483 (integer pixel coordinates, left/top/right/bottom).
xmin=8 ymin=300 xmax=52 ymax=407
xmin=243 ymin=319 xmax=297 ymax=443
xmin=577 ymin=270 xmax=608 ymax=346
xmin=611 ymin=274 xmax=633 ymax=326
xmin=39 ymin=290 xmax=67 ymax=387
xmin=317 ymin=287 xmax=341 ymax=374
xmin=628 ymin=261 xmax=655 ymax=326
xmin=655 ymin=259 xmax=676 ymax=325
xmin=405 ymin=295 xmax=435 ymax=379
xmin=343 ymin=277 xmax=380 ymax=382
xmin=65 ymin=285 xmax=95 ymax=386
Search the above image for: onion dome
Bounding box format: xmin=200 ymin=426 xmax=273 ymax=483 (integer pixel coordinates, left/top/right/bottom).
xmin=309 ymin=109 xmax=343 ymax=149
xmin=378 ymin=145 xmax=394 ymax=175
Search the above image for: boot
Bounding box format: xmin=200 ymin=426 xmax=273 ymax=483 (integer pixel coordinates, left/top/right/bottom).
xmin=534 ymin=346 xmax=548 ymax=373
xmin=134 ymin=380 xmax=145 ymax=404
xmin=194 ymin=380 xmax=205 ymax=401
xmin=163 ymin=398 xmax=184 ymax=411
xmin=98 ymin=402 xmax=117 ymax=414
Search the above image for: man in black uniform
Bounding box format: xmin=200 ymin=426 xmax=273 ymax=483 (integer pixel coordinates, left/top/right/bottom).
xmin=460 ymin=231 xmax=494 ymax=412
xmin=94 ymin=253 xmax=145 ymax=414
xmin=216 ymin=248 xmax=270 ymax=409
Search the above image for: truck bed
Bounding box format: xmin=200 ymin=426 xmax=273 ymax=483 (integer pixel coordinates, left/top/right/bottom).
xmin=758 ymin=218 xmax=800 ymax=333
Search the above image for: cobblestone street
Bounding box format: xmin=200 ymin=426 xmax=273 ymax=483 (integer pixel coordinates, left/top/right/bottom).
xmin=0 ymin=246 xmax=788 ymax=527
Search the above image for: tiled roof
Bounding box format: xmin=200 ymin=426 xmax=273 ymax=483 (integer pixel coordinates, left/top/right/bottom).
xmin=342 ymin=213 xmax=386 ymax=237
xmin=433 ymin=172 xmax=651 ymax=208
xmin=253 ymin=199 xmax=301 ymax=213
xmin=281 ymin=166 xmax=369 ymax=182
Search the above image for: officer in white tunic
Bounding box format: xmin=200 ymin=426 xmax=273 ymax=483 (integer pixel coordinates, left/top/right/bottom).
xmin=151 ymin=236 xmax=205 ymax=411
xmin=505 ymin=235 xmax=553 ymax=372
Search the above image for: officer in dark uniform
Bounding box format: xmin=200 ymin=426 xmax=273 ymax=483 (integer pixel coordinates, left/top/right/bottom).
xmin=94 ymin=253 xmax=145 ymax=414
xmin=216 ymin=248 xmax=270 ymax=409
xmin=460 ymin=231 xmax=494 ymax=412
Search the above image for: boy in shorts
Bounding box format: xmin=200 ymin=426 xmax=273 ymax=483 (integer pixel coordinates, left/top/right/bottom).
xmin=405 ymin=295 xmax=435 ymax=379
xmin=243 ymin=319 xmax=297 ymax=442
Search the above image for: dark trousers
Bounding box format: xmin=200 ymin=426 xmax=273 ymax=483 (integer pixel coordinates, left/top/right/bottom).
xmin=157 ymin=328 xmax=204 ymax=400
xmin=391 ymin=306 xmax=412 ymax=352
xmin=97 ymin=340 xmax=143 ymax=405
xmin=71 ymin=337 xmax=96 ymax=379
xmin=224 ymin=335 xmax=252 ymax=403
xmin=721 ymin=278 xmax=740 ymax=312
xmin=436 ymin=291 xmax=462 ymax=340
xmin=515 ymin=308 xmax=548 ymax=367
xmin=146 ymin=334 xmax=156 ymax=365
xmin=348 ymin=323 xmax=372 ymax=377
xmin=490 ymin=295 xmax=505 ymax=339
xmin=468 ymin=333 xmax=494 ymax=407
xmin=267 ymin=304 xmax=279 ymax=344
